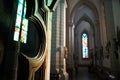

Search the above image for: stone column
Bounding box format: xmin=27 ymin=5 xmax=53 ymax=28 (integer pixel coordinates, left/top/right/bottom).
xmin=94 ymin=19 xmax=102 ymax=65
xmin=66 ymin=23 xmax=74 ymax=69
xmin=65 ymin=22 xmax=75 ymax=80
xmin=95 ymin=19 xmax=101 ymax=48
xmin=51 ymin=0 xmax=68 ymax=79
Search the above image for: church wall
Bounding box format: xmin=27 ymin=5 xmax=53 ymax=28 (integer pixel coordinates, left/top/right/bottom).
xmin=104 ymin=0 xmax=119 ymax=72
xmin=100 ymin=0 xmax=120 ymax=68
xmin=112 ymin=0 xmax=120 ymax=29
xmin=112 ymin=0 xmax=120 ymax=72
xmin=99 ymin=0 xmax=107 ymax=47
xmin=98 ymin=0 xmax=111 ymax=68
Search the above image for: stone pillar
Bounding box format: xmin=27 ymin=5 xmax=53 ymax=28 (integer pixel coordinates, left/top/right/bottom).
xmin=50 ymin=1 xmax=60 ymax=74
xmin=66 ymin=22 xmax=74 ymax=69
xmin=65 ymin=22 xmax=75 ymax=80
xmin=95 ymin=19 xmax=101 ymax=48
xmin=69 ymin=26 xmax=74 ymax=69
xmin=51 ymin=0 xmax=68 ymax=79
xmin=94 ymin=19 xmax=102 ymax=65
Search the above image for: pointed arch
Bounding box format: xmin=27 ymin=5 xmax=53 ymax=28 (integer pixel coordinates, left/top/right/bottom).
xmin=75 ymin=14 xmax=95 ymax=31
xmin=70 ymin=0 xmax=101 ymax=48
xmin=70 ymin=0 xmax=99 ymax=22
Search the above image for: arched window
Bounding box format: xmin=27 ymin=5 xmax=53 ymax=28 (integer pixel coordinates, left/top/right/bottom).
xmin=13 ymin=0 xmax=28 ymax=43
xmin=82 ymin=33 xmax=89 ymax=59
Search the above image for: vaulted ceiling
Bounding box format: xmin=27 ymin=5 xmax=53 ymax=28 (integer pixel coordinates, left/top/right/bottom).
xmin=66 ymin=0 xmax=100 ymax=21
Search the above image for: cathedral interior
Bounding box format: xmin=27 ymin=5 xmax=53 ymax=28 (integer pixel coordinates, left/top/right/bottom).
xmin=0 ymin=0 xmax=120 ymax=80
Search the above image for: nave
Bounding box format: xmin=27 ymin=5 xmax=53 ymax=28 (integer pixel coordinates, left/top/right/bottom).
xmin=0 ymin=0 xmax=120 ymax=80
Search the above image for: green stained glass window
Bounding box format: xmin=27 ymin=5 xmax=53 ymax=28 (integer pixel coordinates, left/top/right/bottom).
xmin=13 ymin=0 xmax=28 ymax=43
xmin=82 ymin=33 xmax=88 ymax=58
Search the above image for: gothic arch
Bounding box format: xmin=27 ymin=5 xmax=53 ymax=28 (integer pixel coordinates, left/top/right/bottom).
xmin=70 ymin=0 xmax=99 ymax=21
xmin=75 ymin=14 xmax=95 ymax=33
xmin=70 ymin=0 xmax=101 ymax=48
xmin=66 ymin=0 xmax=102 ymax=70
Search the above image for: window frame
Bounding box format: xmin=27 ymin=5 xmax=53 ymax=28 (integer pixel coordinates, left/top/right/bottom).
xmin=13 ymin=0 xmax=28 ymax=43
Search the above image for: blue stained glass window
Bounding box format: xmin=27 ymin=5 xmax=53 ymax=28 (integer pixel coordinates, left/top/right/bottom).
xmin=82 ymin=33 xmax=88 ymax=58
xmin=13 ymin=0 xmax=28 ymax=43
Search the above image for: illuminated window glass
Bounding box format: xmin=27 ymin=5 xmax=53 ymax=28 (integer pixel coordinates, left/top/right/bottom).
xmin=82 ymin=33 xmax=88 ymax=58
xmin=13 ymin=0 xmax=28 ymax=43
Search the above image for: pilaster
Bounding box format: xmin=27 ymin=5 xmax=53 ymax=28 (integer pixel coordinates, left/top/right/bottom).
xmin=51 ymin=0 xmax=68 ymax=79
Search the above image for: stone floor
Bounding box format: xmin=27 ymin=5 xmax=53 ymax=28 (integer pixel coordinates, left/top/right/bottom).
xmin=72 ymin=67 xmax=100 ymax=80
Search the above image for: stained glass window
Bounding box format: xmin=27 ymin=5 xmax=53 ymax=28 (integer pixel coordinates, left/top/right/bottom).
xmin=82 ymin=33 xmax=88 ymax=58
xmin=13 ymin=0 xmax=28 ymax=43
